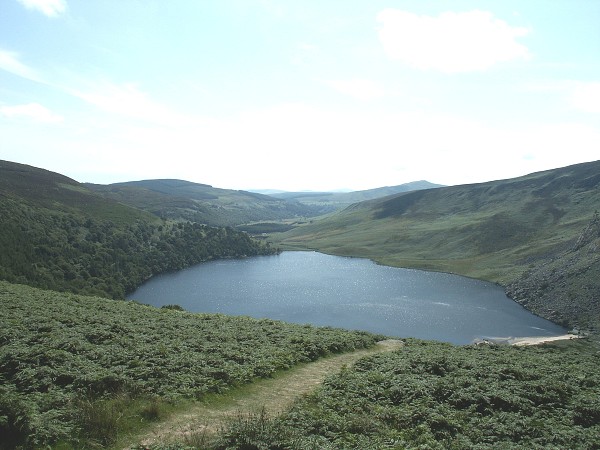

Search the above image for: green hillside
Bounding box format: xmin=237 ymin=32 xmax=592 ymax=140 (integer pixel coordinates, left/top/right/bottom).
xmin=211 ymin=339 xmax=600 ymax=449
xmin=276 ymin=160 xmax=600 ymax=330
xmin=0 ymin=160 xmax=152 ymax=224
xmin=2 ymin=159 xmax=599 ymax=449
xmin=86 ymin=179 xmax=327 ymax=227
xmin=0 ymin=281 xmax=378 ymax=449
xmin=270 ymin=181 xmax=443 ymax=210
xmin=0 ymin=160 xmax=275 ymax=299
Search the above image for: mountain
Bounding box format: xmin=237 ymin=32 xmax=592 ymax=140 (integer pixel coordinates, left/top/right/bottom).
xmin=85 ymin=179 xmax=442 ymax=228
xmin=0 ymin=160 xmax=153 ymax=223
xmin=276 ymin=160 xmax=600 ymax=330
xmin=0 ymin=160 xmax=275 ymax=299
xmin=506 ymin=211 xmax=600 ymax=330
xmin=269 ymin=180 xmax=443 ymax=209
xmin=85 ymin=179 xmax=328 ymax=226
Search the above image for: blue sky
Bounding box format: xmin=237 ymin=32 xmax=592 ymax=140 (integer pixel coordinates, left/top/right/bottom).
xmin=1 ymin=0 xmax=599 ymax=191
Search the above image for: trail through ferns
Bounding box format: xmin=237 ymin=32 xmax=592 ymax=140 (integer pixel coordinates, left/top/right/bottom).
xmin=129 ymin=340 xmax=403 ymax=448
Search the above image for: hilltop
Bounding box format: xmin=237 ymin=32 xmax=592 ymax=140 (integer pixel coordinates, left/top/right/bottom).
xmin=0 ymin=160 xmax=152 ymax=224
xmin=85 ymin=179 xmax=327 ymax=227
xmin=0 ymin=160 xmax=276 ymax=299
xmin=276 ymin=160 xmax=600 ymax=330
xmin=85 ymin=179 xmax=441 ymax=228
xmin=1 ymin=159 xmax=599 ymax=449
xmin=266 ymin=180 xmax=443 ymax=210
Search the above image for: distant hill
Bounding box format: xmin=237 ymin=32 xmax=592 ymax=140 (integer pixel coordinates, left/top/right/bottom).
xmin=0 ymin=160 xmax=152 ymax=223
xmin=269 ymin=180 xmax=443 ymax=209
xmin=85 ymin=179 xmax=441 ymax=227
xmin=85 ymin=179 xmax=328 ymax=226
xmin=0 ymin=160 xmax=275 ymax=298
xmin=277 ymin=160 xmax=600 ymax=331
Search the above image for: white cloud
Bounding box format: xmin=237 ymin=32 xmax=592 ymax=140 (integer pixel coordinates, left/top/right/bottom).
xmin=71 ymin=82 xmax=201 ymax=127
xmin=0 ymin=48 xmax=40 ymax=81
xmin=1 ymin=103 xmax=63 ymax=123
xmin=569 ymin=82 xmax=600 ymax=114
xmin=377 ymin=9 xmax=530 ymax=73
xmin=16 ymin=0 xmax=67 ymax=18
xmin=326 ymin=79 xmax=385 ymax=101
xmin=522 ymin=80 xmax=600 ymax=114
xmin=3 ymin=95 xmax=599 ymax=190
xmin=64 ymin=100 xmax=599 ymax=190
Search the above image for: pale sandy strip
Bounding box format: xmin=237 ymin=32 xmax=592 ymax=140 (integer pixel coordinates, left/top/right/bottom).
xmin=510 ymin=334 xmax=581 ymax=346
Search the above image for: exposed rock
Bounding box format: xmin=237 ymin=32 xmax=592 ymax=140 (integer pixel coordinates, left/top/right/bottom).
xmin=573 ymin=210 xmax=600 ymax=252
xmin=506 ymin=212 xmax=600 ymax=332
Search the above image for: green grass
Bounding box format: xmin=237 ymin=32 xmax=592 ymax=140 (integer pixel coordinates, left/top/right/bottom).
xmin=277 ymin=161 xmax=599 ymax=277
xmin=207 ymin=339 xmax=600 ymax=449
xmin=0 ymin=281 xmax=379 ymax=449
xmin=86 ymin=179 xmax=326 ymax=227
xmin=273 ymin=160 xmax=600 ymax=329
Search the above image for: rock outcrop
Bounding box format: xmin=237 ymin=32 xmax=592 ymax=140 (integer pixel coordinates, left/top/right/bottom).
xmin=506 ymin=211 xmax=600 ymax=331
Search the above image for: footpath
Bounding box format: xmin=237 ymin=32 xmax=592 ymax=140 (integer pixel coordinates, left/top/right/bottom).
xmin=128 ymin=339 xmax=403 ymax=448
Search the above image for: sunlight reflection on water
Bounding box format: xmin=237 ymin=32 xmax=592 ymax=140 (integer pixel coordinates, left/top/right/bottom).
xmin=128 ymin=251 xmax=566 ymax=344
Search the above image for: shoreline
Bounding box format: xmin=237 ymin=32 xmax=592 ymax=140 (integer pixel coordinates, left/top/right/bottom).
xmin=474 ymin=334 xmax=581 ymax=346
xmin=510 ymin=334 xmax=581 ymax=346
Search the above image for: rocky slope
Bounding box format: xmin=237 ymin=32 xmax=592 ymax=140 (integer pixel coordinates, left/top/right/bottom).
xmin=506 ymin=211 xmax=600 ymax=331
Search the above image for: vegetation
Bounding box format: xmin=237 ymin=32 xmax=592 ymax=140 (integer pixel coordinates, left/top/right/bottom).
xmin=270 ymin=180 xmax=443 ymax=211
xmin=507 ymin=211 xmax=600 ymax=330
xmin=0 ymin=281 xmax=379 ymax=448
xmin=86 ymin=179 xmax=326 ymax=227
xmin=2 ymin=158 xmax=599 ymax=448
xmin=85 ymin=179 xmax=442 ymax=228
xmin=275 ymin=160 xmax=600 ymax=331
xmin=235 ymin=222 xmax=296 ymax=234
xmin=168 ymin=339 xmax=599 ymax=449
xmin=0 ymin=160 xmax=276 ymax=299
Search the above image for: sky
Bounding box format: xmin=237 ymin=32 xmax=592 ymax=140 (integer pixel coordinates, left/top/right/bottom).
xmin=1 ymin=0 xmax=599 ymax=191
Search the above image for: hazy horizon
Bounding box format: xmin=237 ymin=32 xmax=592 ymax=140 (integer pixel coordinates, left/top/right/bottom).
xmin=1 ymin=1 xmax=599 ymax=191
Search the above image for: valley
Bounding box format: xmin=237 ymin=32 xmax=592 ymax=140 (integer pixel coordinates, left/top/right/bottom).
xmin=0 ymin=158 xmax=599 ymax=448
xmin=273 ymin=160 xmax=600 ymax=331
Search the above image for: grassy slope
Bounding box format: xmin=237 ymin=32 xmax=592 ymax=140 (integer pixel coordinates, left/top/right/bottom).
xmin=0 ymin=160 xmax=155 ymax=224
xmin=278 ymin=161 xmax=598 ymax=279
xmin=271 ymin=181 xmax=443 ymax=209
xmin=0 ymin=281 xmax=379 ymax=449
xmin=86 ymin=179 xmax=327 ymax=226
xmin=132 ymin=340 xmax=402 ymax=448
xmin=276 ymin=160 xmax=600 ymax=328
xmin=0 ymin=160 xmax=276 ymax=299
xmin=213 ymin=339 xmax=600 ymax=450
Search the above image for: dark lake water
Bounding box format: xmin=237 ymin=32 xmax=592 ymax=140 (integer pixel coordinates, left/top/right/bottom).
xmin=128 ymin=251 xmax=566 ymax=344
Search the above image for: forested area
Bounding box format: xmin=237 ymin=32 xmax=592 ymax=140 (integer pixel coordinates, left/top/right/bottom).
xmin=0 ymin=197 xmax=275 ymax=299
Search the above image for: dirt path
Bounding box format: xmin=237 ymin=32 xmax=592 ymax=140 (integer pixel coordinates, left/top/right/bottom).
xmin=129 ymin=339 xmax=403 ymax=448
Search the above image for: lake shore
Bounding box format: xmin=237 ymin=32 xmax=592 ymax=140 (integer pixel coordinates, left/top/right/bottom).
xmin=509 ymin=334 xmax=581 ymax=346
xmin=474 ymin=334 xmax=581 ymax=346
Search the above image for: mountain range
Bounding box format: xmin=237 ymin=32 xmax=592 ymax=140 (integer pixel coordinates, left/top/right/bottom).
xmin=1 ymin=158 xmax=599 ymax=330
xmin=1 ymin=157 xmax=599 ymax=448
xmin=84 ymin=178 xmax=440 ymax=227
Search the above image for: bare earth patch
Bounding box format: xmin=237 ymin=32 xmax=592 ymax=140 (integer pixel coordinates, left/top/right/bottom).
xmin=509 ymin=334 xmax=581 ymax=346
xmin=128 ymin=339 xmax=403 ymax=448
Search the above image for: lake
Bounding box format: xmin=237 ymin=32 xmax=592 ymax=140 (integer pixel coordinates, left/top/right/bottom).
xmin=127 ymin=251 xmax=566 ymax=344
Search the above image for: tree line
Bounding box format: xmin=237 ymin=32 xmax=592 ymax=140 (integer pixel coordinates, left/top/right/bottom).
xmin=0 ymin=197 xmax=276 ymax=299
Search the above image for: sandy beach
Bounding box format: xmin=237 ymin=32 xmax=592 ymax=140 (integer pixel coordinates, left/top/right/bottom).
xmin=473 ymin=334 xmax=581 ymax=346
xmin=509 ymin=334 xmax=581 ymax=346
